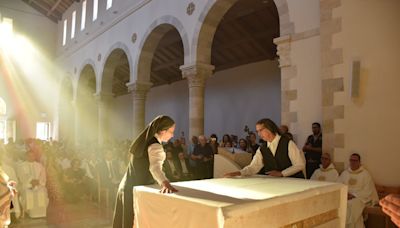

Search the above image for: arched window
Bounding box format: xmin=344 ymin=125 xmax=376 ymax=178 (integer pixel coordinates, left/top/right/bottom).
xmin=0 ymin=97 xmax=6 ymax=116
xmin=0 ymin=97 xmax=6 ymax=141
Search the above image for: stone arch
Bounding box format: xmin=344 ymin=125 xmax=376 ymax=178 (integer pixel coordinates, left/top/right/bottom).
xmin=100 ymin=42 xmax=132 ymax=94
xmin=76 ymin=64 xmax=98 ymax=145
xmin=191 ymin=0 xmax=292 ymax=65
xmin=135 ymin=15 xmax=189 ymax=82
xmin=77 ymin=59 xmax=97 ymax=95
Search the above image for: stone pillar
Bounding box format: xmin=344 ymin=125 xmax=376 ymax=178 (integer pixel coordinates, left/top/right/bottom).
xmin=274 ymin=35 xmax=298 ymax=140
xmin=180 ymin=63 xmax=214 ymax=140
xmin=127 ymin=81 xmax=152 ymax=139
xmin=72 ymin=99 xmax=79 ymax=146
xmin=94 ymin=92 xmax=114 ymax=145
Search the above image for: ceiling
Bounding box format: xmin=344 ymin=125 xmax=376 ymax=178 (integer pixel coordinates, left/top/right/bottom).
xmin=22 ymin=0 xmax=75 ymax=23
xmin=24 ymin=0 xmax=280 ymax=97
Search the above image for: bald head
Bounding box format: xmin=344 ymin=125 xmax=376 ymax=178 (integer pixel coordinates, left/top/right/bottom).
xmin=321 ymin=153 xmax=332 ymax=169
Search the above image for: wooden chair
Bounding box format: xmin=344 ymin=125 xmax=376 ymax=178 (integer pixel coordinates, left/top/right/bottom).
xmin=364 ymin=185 xmax=400 ymax=228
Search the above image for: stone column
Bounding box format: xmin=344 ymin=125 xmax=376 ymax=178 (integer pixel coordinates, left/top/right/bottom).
xmin=127 ymin=81 xmax=153 ymax=139
xmin=274 ymin=35 xmax=298 ymax=140
xmin=94 ymin=92 xmax=114 ymax=146
xmin=180 ymin=63 xmax=214 ymax=140
xmin=72 ymin=99 xmax=79 ymax=146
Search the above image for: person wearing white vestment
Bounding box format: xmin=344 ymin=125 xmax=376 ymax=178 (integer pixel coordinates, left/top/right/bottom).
xmin=0 ymin=167 xmax=16 ymax=227
xmin=337 ymin=153 xmax=378 ymax=228
xmin=18 ymin=152 xmax=49 ymax=218
xmin=310 ymin=153 xmax=338 ymax=182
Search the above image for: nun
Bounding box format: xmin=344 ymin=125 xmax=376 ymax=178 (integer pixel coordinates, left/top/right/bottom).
xmin=113 ymin=115 xmax=178 ymax=228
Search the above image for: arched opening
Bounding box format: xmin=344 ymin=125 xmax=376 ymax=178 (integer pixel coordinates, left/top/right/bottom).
xmin=101 ymin=48 xmax=131 ymax=141
xmin=198 ymin=0 xmax=281 ymax=139
xmin=0 ymin=97 xmax=6 ymax=141
xmin=76 ymin=65 xmax=98 ymax=146
xmin=138 ymin=24 xmax=187 ymax=136
xmin=58 ymin=76 xmax=74 ymax=145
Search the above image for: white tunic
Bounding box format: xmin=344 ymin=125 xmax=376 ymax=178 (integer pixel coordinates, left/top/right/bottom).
xmin=148 ymin=135 xmax=168 ymax=185
xmin=337 ymin=166 xmax=378 ymax=228
xmin=18 ymin=161 xmax=49 ymax=218
xmin=240 ymin=135 xmax=306 ymax=177
xmin=310 ymin=163 xmax=339 ymax=182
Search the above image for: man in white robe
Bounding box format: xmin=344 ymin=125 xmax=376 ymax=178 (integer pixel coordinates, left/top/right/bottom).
xmin=310 ymin=153 xmax=338 ymax=182
xmin=337 ymin=153 xmax=378 ymax=228
xmin=18 ymin=152 xmax=49 ymax=218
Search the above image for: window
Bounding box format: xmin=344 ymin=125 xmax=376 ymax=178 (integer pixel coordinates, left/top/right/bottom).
xmin=81 ymin=0 xmax=87 ymax=31
xmin=71 ymin=10 xmax=76 ymax=38
xmin=0 ymin=98 xmax=5 ymax=141
xmin=0 ymin=17 xmax=13 ymax=45
xmin=0 ymin=98 xmax=5 ymax=116
xmin=62 ymin=19 xmax=67 ymax=45
xmin=93 ymin=0 xmax=98 ymax=21
xmin=36 ymin=122 xmax=51 ymax=140
xmin=106 ymin=0 xmax=112 ymax=10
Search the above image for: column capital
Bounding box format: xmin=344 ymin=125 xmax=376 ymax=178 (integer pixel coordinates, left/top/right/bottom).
xmin=180 ymin=63 xmax=215 ymax=87
xmin=126 ymin=81 xmax=153 ymax=100
xmin=273 ymin=35 xmax=292 ymax=68
xmin=93 ymin=92 xmax=114 ymax=102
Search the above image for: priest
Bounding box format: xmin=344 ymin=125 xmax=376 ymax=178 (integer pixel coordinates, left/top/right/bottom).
xmin=310 ymin=153 xmax=338 ymax=182
xmin=337 ymin=153 xmax=378 ymax=228
xmin=18 ymin=152 xmax=49 ymax=218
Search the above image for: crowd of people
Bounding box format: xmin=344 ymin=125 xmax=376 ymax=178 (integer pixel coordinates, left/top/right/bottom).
xmin=0 ymin=117 xmax=399 ymax=228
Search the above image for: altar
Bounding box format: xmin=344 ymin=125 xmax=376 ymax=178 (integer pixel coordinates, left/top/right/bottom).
xmin=133 ymin=176 xmax=347 ymax=228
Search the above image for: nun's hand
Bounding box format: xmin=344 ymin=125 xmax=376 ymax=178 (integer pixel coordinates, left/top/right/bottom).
xmin=160 ymin=181 xmax=178 ymax=194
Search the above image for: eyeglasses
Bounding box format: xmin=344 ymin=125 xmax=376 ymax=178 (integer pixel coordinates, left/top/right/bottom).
xmin=256 ymin=127 xmax=266 ymax=134
xmin=349 ymin=159 xmax=359 ymax=162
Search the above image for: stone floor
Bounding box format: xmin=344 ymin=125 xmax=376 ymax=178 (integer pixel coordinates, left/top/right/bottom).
xmin=9 ymin=202 xmax=113 ymax=228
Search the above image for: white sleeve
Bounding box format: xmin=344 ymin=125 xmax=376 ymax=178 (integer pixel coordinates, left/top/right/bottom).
xmin=240 ymin=148 xmax=264 ymax=176
xmin=281 ymin=140 xmax=306 ymax=177
xmin=148 ymin=143 xmax=168 ymax=185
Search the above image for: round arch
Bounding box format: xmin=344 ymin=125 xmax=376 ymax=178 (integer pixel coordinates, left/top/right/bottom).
xmin=135 ymin=15 xmax=190 ymax=82
xmin=100 ymin=42 xmax=133 ymax=94
xmin=191 ymin=0 xmax=292 ymax=65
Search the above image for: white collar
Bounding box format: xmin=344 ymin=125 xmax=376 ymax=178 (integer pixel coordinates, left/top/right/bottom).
xmin=267 ymin=134 xmax=281 ymax=148
xmin=154 ymin=133 xmax=162 ymax=143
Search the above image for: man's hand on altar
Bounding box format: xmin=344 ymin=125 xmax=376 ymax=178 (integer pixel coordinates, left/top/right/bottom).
xmin=266 ymin=170 xmax=283 ymax=177
xmin=223 ymin=171 xmax=241 ymax=178
xmin=160 ymin=181 xmax=178 ymax=194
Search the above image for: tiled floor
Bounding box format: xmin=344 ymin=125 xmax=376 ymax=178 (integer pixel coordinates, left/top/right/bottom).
xmin=9 ymin=202 xmax=113 ymax=228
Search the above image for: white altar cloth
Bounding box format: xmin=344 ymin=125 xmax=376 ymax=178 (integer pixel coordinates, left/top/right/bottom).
xmin=133 ymin=176 xmax=347 ymax=228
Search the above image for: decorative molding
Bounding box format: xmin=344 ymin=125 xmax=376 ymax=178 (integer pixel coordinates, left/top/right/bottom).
xmin=131 ymin=33 xmax=137 ymax=43
xmin=126 ymin=81 xmax=153 ymax=100
xmin=274 ymin=35 xmax=291 ymax=68
xmin=180 ymin=63 xmax=215 ymax=87
xmin=187 ymin=2 xmax=195 ymax=16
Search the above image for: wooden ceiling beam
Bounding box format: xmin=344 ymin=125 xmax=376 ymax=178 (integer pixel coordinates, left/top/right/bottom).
xmin=47 ymin=0 xmax=63 ymax=16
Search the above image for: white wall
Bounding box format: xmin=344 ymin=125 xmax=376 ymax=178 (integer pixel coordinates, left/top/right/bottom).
xmin=333 ymin=0 xmax=400 ymax=186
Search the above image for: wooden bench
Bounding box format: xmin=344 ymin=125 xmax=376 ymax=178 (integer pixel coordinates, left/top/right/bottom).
xmin=364 ymin=185 xmax=400 ymax=228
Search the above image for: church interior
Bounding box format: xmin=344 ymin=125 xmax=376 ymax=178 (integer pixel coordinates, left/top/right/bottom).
xmin=0 ymin=0 xmax=399 ymax=227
